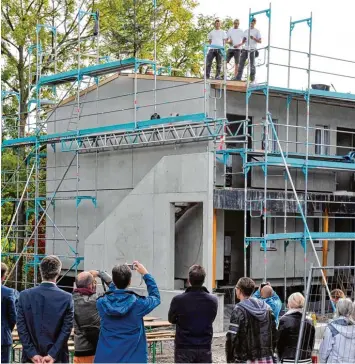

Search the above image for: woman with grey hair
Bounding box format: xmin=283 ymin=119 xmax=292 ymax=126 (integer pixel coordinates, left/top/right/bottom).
xmin=277 ymin=293 xmax=315 ymax=363
xmin=319 ymin=298 xmax=355 ymax=363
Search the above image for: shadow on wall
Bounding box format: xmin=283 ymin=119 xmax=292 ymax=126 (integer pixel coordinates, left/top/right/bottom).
xmin=174 ymin=202 xmax=203 ymax=287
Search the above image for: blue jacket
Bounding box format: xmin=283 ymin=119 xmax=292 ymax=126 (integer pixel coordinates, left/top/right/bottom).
xmin=1 ymin=285 xmax=18 ymax=346
xmin=17 ymin=283 xmax=74 ymax=363
xmin=253 ymin=289 xmax=282 ymax=325
xmin=95 ymin=274 xmax=160 ymax=363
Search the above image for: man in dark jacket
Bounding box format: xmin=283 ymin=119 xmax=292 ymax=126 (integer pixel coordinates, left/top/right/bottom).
xmin=168 ymin=265 xmax=218 ymax=363
xmin=17 ymin=255 xmax=74 ymax=364
xmin=226 ymin=277 xmax=277 ymax=363
xmin=73 ymin=270 xmax=112 ymax=363
xmin=94 ymin=261 xmax=160 ymax=363
xmin=1 ymin=262 xmax=17 ymax=363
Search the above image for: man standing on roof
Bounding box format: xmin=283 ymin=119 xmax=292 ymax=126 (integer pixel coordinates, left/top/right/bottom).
xmin=206 ymin=19 xmax=227 ymax=80
xmin=226 ymin=19 xmax=244 ymax=80
xmin=236 ymin=18 xmax=262 ymax=83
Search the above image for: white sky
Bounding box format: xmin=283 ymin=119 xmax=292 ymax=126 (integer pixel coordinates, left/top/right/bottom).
xmin=195 ymin=0 xmax=355 ymax=93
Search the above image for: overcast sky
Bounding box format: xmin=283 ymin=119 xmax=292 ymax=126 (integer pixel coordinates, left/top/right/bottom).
xmin=194 ymin=0 xmax=355 ymax=93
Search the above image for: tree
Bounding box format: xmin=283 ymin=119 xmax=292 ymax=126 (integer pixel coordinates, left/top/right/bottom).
xmin=1 ymin=0 xmax=95 ymax=288
xmin=97 ymin=0 xmax=198 ymax=60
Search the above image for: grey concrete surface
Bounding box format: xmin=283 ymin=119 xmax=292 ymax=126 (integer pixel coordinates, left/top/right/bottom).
xmin=46 ymin=76 xmax=355 ymax=284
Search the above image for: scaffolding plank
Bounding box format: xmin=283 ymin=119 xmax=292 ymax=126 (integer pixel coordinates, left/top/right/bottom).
xmin=247 ymin=156 xmax=355 ymax=171
xmin=38 ymin=58 xmax=153 ymax=87
xmin=268 ymin=86 xmax=355 ymax=102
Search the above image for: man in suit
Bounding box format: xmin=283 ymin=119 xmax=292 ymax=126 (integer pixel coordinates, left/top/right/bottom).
xmin=17 ymin=255 xmax=74 ymax=363
xmin=1 ymin=262 xmax=17 ymax=363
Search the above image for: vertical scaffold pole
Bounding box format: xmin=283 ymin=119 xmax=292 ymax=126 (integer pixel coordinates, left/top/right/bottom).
xmin=284 ymin=16 xmax=293 ymax=301
xmin=264 ymin=3 xmax=271 ymax=282
xmin=287 ymin=16 xmax=292 ymax=89
xmin=243 ymin=8 xmax=252 ymax=277
xmin=153 ymin=0 xmax=157 ymax=113
xmin=34 ymin=24 xmax=41 ymax=286
xmin=203 ymin=45 xmax=208 ymax=118
xmin=248 ymin=4 xmax=271 ymax=281
xmin=304 ymin=13 xmax=312 ymax=291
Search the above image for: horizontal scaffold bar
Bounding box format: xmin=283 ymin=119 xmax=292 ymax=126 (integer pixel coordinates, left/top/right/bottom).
xmin=217 ymin=149 xmax=355 ymax=163
xmin=2 ymin=113 xmax=214 ymax=148
xmin=246 ymin=232 xmax=355 ymax=241
xmin=247 ymin=85 xmax=355 ymax=102
xmin=38 ymin=57 xmax=154 ymax=87
xmin=246 ymin=156 xmax=355 ymax=171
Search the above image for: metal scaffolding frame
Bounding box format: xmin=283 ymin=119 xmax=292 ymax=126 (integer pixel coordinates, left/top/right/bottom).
xmin=217 ymin=4 xmax=355 ymax=303
xmin=1 ymin=4 xmax=227 ymax=289
xmin=2 ymin=2 xmax=354 ymax=294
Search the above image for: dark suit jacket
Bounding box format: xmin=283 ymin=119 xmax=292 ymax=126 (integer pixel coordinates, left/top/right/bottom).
xmin=1 ymin=285 xmax=17 ymax=346
xmin=168 ymin=286 xmax=218 ymax=349
xmin=17 ymin=283 xmax=74 ymax=363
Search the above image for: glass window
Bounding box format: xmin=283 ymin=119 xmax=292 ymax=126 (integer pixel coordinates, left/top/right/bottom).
xmin=315 ymin=125 xmax=330 ymax=155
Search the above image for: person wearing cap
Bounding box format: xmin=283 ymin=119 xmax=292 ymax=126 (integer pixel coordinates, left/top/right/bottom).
xmin=206 ymin=19 xmax=227 ymax=80
xmin=226 ymin=19 xmax=244 ymax=80
xmin=236 ymin=18 xmax=262 ymax=83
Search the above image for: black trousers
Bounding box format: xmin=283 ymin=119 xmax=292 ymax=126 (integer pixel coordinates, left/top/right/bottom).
xmin=175 ymin=348 xmax=212 ymax=363
xmin=236 ymin=49 xmax=256 ymax=81
xmin=226 ymin=49 xmax=241 ymax=65
xmin=1 ymin=345 xmax=11 ymax=363
xmin=206 ymin=49 xmax=222 ymax=78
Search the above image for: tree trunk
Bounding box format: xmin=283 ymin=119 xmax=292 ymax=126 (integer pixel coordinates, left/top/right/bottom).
xmin=16 ymin=45 xmax=29 ymax=290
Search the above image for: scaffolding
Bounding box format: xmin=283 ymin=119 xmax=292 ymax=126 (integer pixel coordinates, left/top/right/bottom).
xmin=218 ymin=4 xmax=355 ymax=303
xmin=1 ymin=4 xmax=227 ymax=289
xmin=2 ymin=2 xmax=355 ymax=296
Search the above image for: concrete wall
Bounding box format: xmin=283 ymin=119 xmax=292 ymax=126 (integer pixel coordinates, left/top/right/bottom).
xmin=46 ymin=76 xmax=213 ymax=270
xmin=83 ymin=152 xmax=215 ymax=289
xmin=132 ymin=287 xmax=225 ymax=333
xmin=249 ymin=216 xmax=335 ymax=281
xmin=46 ymin=76 xmax=355 ymax=284
xmin=81 ymin=151 xmax=225 ymax=331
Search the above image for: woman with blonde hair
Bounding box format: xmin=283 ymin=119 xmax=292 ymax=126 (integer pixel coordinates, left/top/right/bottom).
xmin=277 ymin=292 xmax=315 ymax=363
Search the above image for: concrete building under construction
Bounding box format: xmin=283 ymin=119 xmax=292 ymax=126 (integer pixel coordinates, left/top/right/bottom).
xmin=2 ymin=4 xmax=355 ymax=331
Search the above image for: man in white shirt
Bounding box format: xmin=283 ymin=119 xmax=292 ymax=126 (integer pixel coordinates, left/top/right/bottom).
xmin=226 ymin=19 xmax=244 ymax=80
xmin=206 ymin=19 xmax=227 ymax=80
xmin=236 ymin=18 xmax=262 ymax=83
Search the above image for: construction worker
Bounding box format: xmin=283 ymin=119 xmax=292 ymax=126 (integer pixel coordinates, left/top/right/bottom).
xmin=236 ymin=18 xmax=262 ymax=83
xmin=206 ymin=19 xmax=227 ymax=80
xmin=226 ymin=19 xmax=244 ymax=80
